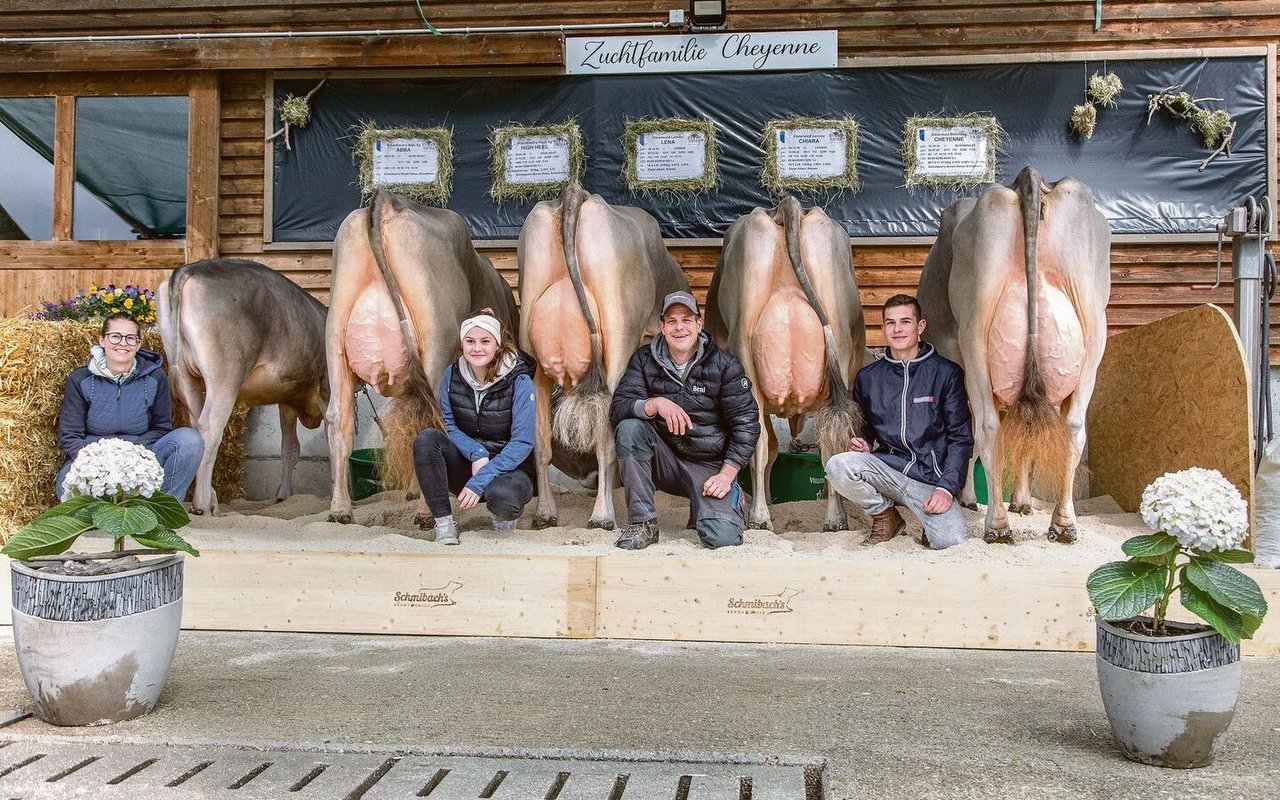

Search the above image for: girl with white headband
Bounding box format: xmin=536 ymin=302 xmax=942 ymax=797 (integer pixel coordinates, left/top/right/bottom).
xmin=412 ymin=308 xmax=536 ymax=544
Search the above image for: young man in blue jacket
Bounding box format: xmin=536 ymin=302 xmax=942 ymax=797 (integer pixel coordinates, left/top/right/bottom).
xmin=825 ymin=294 xmax=973 ymax=549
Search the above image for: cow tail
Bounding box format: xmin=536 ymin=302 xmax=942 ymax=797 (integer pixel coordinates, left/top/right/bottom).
xmin=996 ymin=168 xmax=1072 ymax=496
xmin=551 ymin=182 xmax=610 ymax=454
xmin=160 ymin=265 xmax=192 ymax=428
xmin=367 ymin=190 xmax=445 ymax=492
xmin=779 ymin=196 xmax=862 ymax=460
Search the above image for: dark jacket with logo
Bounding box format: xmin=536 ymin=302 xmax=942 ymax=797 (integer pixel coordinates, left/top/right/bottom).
xmin=439 ymin=352 xmax=536 ymax=495
xmin=610 ymin=332 xmax=760 ymax=468
xmin=58 ymin=348 xmax=173 ymax=464
xmin=854 ymin=343 xmax=973 ymax=497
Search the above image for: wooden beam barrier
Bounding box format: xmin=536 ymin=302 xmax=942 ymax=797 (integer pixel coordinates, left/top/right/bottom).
xmin=2 ymin=550 xmax=1276 ymax=655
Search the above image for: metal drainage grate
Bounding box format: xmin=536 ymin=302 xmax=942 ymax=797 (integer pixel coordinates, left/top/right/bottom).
xmin=0 ymin=738 xmax=822 ymax=799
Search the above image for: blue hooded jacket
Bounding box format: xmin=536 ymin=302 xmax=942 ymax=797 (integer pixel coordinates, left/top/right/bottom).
xmin=853 ymin=343 xmax=974 ymax=497
xmin=58 ymin=348 xmax=174 ymax=463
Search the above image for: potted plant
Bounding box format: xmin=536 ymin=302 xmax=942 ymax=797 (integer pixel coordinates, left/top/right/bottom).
xmin=1086 ymin=467 xmax=1268 ymax=768
xmin=2 ymin=438 xmax=199 ymax=726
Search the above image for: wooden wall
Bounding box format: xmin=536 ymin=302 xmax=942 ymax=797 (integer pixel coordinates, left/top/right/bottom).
xmin=1 ymin=1 xmax=1278 ymax=353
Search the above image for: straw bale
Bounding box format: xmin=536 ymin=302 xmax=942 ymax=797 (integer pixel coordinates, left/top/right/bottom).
xmin=0 ymin=319 xmax=246 ymax=538
xmin=355 ymin=122 xmax=454 ymax=205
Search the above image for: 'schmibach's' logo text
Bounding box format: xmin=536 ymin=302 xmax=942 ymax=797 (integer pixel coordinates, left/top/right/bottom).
xmin=394 ymin=580 xmax=462 ymax=609
xmin=727 ymin=587 xmax=801 ymax=615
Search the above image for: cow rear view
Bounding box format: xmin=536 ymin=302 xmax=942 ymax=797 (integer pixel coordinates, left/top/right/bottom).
xmin=519 ymin=183 xmax=689 ymax=529
xmin=707 ymin=197 xmax=864 ymax=531
xmin=326 ymin=191 xmax=516 ymax=524
xmin=157 ymin=258 xmax=329 ymax=515
xmin=919 ymin=166 xmax=1111 ymax=544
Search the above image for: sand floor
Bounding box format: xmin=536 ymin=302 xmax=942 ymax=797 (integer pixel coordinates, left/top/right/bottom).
xmin=179 ymin=486 xmax=1154 ymax=568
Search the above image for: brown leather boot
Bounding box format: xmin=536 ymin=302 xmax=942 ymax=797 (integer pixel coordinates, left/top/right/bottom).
xmin=867 ymin=506 xmax=906 ymax=544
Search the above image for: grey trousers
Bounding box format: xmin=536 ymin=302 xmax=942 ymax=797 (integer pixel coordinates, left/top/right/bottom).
xmin=825 ymin=451 xmax=968 ymax=550
xmin=614 ymin=419 xmax=744 ymax=549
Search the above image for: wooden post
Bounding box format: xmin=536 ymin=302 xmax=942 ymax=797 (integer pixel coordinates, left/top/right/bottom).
xmin=51 ymin=95 xmax=76 ymax=241
xmin=185 ymin=72 xmax=221 ymax=263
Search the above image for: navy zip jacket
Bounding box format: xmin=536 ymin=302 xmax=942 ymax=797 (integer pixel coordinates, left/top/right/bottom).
xmin=58 ymin=348 xmax=173 ymax=463
xmin=853 ymin=342 xmax=973 ymax=497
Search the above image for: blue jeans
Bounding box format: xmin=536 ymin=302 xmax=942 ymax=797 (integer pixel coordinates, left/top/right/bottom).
xmin=55 ymin=428 xmax=204 ymax=502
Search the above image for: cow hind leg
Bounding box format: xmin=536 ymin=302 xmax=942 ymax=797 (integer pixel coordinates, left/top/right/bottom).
xmin=1009 ymin=461 xmax=1033 ymax=515
xmin=746 ymin=405 xmax=774 ymax=531
xmin=819 ymin=422 xmax=848 ymax=532
xmin=587 ymin=396 xmax=616 ymax=530
xmin=531 ymin=369 xmax=559 ymax=529
xmin=1047 ymin=393 xmax=1089 ymax=545
xmin=325 ymin=367 xmax=359 ymax=524
xmin=191 ymin=385 xmax=239 ymax=516
xmin=276 ymin=405 xmax=301 ymax=503
xmin=980 ymin=411 xmax=1015 ymax=544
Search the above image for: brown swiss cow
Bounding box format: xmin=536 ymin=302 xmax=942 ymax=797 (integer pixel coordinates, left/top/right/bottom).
xmin=325 ymin=191 xmax=517 ymax=524
xmin=157 ymin=258 xmax=329 ymax=515
xmin=706 ymin=197 xmax=865 ymax=532
xmin=918 ymin=166 xmax=1111 ymax=544
xmin=518 ymin=183 xmax=689 ymax=529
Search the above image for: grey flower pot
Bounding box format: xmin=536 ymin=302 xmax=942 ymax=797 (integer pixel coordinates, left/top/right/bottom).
xmin=9 ymin=554 xmax=184 ymax=726
xmin=1096 ymin=617 xmax=1241 ymax=768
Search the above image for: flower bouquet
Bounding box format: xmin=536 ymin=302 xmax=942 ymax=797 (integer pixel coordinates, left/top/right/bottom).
xmin=31 ymin=284 xmax=158 ymax=325
xmin=1087 ymin=467 xmax=1266 ymax=642
xmin=2 ymin=438 xmax=198 ymax=563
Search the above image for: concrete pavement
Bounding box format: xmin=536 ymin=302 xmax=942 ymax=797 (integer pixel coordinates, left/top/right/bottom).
xmin=0 ymin=631 xmax=1277 ymax=799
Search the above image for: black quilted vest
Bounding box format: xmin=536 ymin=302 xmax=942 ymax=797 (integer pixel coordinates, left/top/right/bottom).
xmin=447 ymin=353 xmax=534 ymax=457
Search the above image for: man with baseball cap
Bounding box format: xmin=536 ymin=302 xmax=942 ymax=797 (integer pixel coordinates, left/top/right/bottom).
xmin=608 ymin=291 xmax=760 ymax=550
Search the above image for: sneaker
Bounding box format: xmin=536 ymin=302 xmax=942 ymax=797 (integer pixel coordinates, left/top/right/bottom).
xmin=615 ymin=520 xmax=660 ymax=550
xmin=492 ymin=517 xmax=517 ymax=532
xmin=434 ymin=519 xmax=460 ymax=546
xmin=867 ymin=506 xmax=905 ymax=544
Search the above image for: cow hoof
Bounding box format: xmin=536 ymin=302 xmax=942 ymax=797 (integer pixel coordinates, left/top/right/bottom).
xmin=587 ymin=518 xmax=615 ymax=531
xmin=960 ymin=501 xmax=979 ymax=511
xmin=532 ymin=514 xmax=558 ymax=530
xmin=328 ymin=512 xmax=353 ymax=525
xmin=274 ymin=497 xmax=286 ymax=505
xmin=983 ymin=529 xmax=1015 ymax=545
xmin=747 ymin=519 xmax=774 ymax=531
xmin=1008 ymin=502 xmax=1032 ymax=515
xmin=1047 ymin=524 xmax=1078 ymax=544
xmin=190 ymin=507 xmax=206 ymax=516
xmin=414 ymin=513 xmax=435 ymax=531
xmin=821 ymin=522 xmax=846 ymax=533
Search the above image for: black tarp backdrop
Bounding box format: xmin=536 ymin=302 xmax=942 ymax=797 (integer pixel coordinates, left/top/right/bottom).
xmin=271 ymin=56 xmax=1269 ymax=242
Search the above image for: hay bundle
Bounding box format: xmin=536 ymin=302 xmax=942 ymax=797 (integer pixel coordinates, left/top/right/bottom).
xmin=901 ymin=114 xmax=1004 ymax=191
xmin=489 ymin=120 xmax=585 ymax=202
xmin=621 ymin=116 xmax=718 ymax=196
xmin=355 ymin=122 xmax=454 ymax=205
xmin=1070 ymin=104 xmax=1098 ymax=139
xmin=0 ymin=319 xmax=246 ymax=538
xmin=761 ymin=116 xmax=860 ymax=195
xmin=1087 ymin=72 xmax=1124 ymax=107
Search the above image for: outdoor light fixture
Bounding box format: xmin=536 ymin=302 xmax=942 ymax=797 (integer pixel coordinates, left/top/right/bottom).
xmin=689 ymin=0 xmax=727 ymax=30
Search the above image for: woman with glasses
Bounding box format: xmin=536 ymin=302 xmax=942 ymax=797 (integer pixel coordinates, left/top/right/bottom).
xmin=55 ymin=312 xmax=203 ymax=501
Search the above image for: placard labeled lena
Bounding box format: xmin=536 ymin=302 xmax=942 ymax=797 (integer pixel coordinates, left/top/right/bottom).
xmin=623 ymin=117 xmax=717 ymax=195
xmin=636 ymin=131 xmax=707 ymax=182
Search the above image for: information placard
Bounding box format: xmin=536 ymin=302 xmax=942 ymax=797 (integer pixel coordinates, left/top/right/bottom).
xmin=635 ymin=130 xmax=708 ymax=182
xmin=776 ymin=127 xmax=847 ymax=179
xmin=912 ymin=126 xmax=989 ymax=178
xmin=504 ymin=134 xmax=571 ymax=185
xmin=371 ymin=137 xmax=441 ymax=185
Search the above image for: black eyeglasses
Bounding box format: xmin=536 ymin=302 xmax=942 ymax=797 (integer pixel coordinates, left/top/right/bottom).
xmin=104 ymin=332 xmax=141 ymax=346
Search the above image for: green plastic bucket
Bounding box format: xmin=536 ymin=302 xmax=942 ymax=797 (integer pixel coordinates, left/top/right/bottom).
xmin=348 ymin=447 xmax=385 ymax=501
xmin=738 ymin=451 xmax=827 ymax=503
xmin=972 ymin=457 xmax=1012 ymax=505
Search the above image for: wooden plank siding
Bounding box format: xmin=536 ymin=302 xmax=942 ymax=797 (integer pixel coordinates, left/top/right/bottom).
xmin=2 ymin=2 xmax=1280 ymax=357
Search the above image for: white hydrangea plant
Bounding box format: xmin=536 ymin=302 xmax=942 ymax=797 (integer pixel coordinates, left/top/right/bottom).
xmin=1088 ymin=467 xmax=1265 ymax=643
xmin=61 ymin=438 xmax=165 ymax=502
xmin=3 ymin=437 xmax=198 ymax=561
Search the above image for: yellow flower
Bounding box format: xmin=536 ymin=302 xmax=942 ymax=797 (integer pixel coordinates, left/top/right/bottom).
xmin=124 ymin=298 xmax=134 ymax=309
xmin=88 ymin=284 xmax=97 ymax=293
xmin=114 ymin=288 xmax=123 ymax=296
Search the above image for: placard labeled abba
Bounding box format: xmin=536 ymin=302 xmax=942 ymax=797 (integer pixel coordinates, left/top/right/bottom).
xmin=566 ymin=31 xmax=837 ymax=75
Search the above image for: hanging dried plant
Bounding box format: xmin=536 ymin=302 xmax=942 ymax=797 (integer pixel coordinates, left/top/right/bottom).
xmin=1146 ymin=85 xmax=1236 ymax=171
xmin=267 ymin=78 xmax=326 ymax=151
xmin=1070 ymin=104 xmax=1098 ymax=139
xmin=1087 ymin=72 xmax=1124 ymax=108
